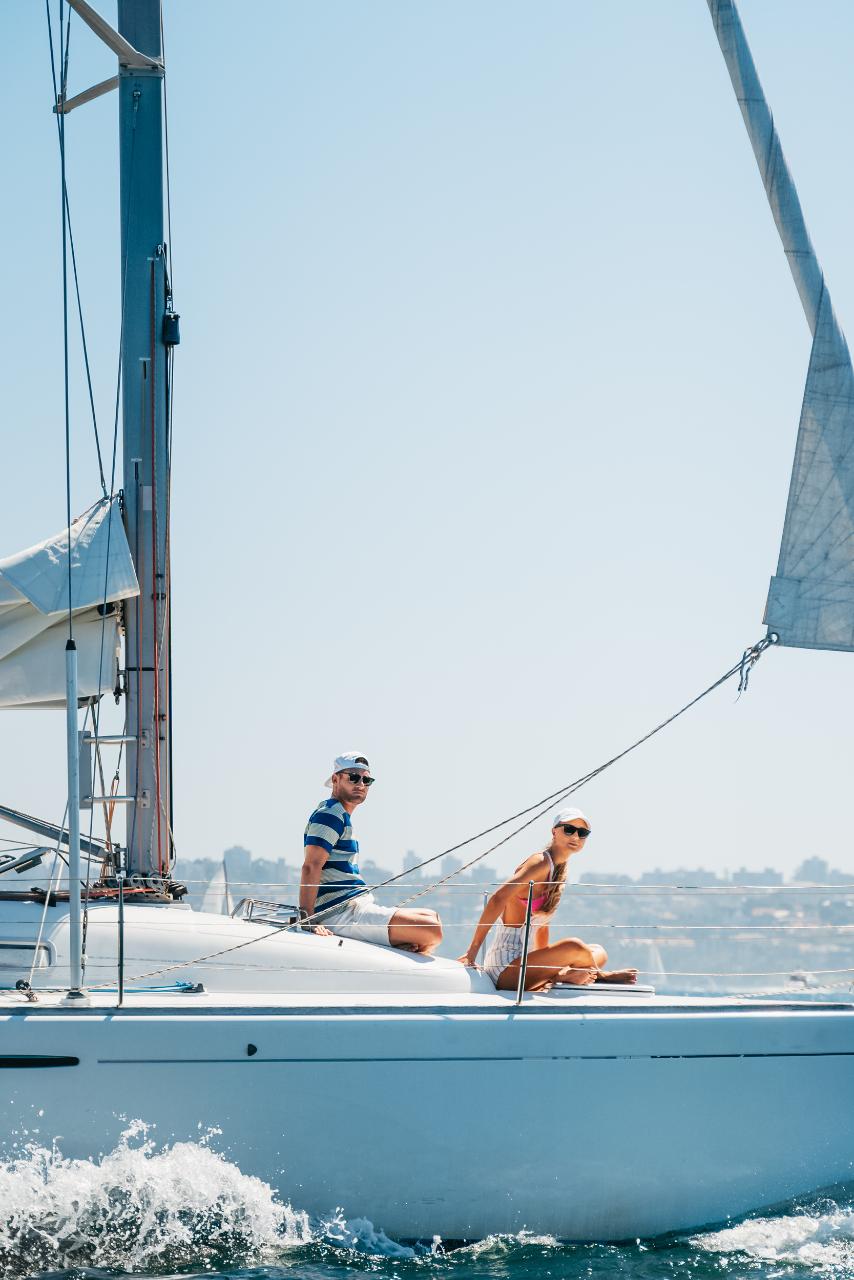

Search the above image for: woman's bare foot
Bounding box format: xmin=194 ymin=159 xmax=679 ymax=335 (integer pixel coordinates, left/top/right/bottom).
xmin=556 ymin=965 xmax=598 ymax=986
xmin=596 ymin=968 xmax=638 ymax=984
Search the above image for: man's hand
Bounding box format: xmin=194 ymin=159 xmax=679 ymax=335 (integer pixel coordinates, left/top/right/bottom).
xmin=299 ymin=907 xmax=333 ymax=937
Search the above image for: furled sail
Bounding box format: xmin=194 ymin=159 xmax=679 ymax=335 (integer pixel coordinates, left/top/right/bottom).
xmin=0 ymin=498 xmax=139 ymax=707
xmin=708 ymin=0 xmax=854 ymax=651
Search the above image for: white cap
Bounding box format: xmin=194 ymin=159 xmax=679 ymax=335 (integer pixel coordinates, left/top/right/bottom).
xmin=324 ymin=751 xmax=372 ymax=788
xmin=552 ymin=806 xmax=590 ymax=830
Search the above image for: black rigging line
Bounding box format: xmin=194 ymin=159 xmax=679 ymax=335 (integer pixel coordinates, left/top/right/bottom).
xmin=160 ymin=4 xmax=175 ymax=291
xmin=57 ymin=0 xmax=73 ymax=635
xmin=307 ymin=634 xmax=778 ymax=924
xmin=46 ymin=4 xmax=107 ymax=496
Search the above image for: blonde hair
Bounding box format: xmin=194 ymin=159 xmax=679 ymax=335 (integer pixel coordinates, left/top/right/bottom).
xmin=512 ymin=846 xmax=567 ymax=917
xmin=539 ymin=850 xmax=567 ymax=916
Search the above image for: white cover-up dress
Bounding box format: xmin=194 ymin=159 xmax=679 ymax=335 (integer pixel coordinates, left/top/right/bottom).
xmin=481 ymin=852 xmax=555 ymax=985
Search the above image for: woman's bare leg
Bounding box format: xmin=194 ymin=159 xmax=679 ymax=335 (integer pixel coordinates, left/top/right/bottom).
xmin=497 ymin=937 xmax=638 ymax=989
xmin=496 ymin=938 xmax=601 ymax=992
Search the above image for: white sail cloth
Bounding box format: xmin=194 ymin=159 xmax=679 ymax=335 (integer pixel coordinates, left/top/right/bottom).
xmin=0 ymin=499 xmax=139 ymax=707
xmin=765 ymin=293 xmax=854 ymax=650
xmin=709 ymin=0 xmax=854 ymax=651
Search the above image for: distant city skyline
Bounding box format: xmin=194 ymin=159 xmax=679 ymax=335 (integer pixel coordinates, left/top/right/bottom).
xmin=188 ymin=844 xmax=853 ymax=887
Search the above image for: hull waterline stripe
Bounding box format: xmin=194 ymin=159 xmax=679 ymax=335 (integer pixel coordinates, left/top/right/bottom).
xmin=96 ymin=1051 xmax=854 ymax=1064
xmin=0 ymin=1055 xmax=79 ymax=1067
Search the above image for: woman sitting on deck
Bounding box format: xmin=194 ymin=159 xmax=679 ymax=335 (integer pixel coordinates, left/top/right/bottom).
xmin=457 ymin=808 xmax=638 ymax=991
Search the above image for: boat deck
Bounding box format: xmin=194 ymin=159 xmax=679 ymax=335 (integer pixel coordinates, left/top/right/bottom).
xmin=2 ymin=984 xmax=852 ymax=1015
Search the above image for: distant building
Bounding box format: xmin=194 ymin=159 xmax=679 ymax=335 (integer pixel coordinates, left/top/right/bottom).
xmin=402 ymin=849 xmax=423 ymax=878
xmin=793 ymin=857 xmax=851 ymax=884
xmin=579 ymin=872 xmax=632 ymax=885
xmin=732 ymin=867 xmax=783 ymax=886
xmin=361 ymin=859 xmax=395 ymax=887
xmin=639 ymin=867 xmax=724 ymax=886
xmin=223 ymin=845 xmax=252 ymax=878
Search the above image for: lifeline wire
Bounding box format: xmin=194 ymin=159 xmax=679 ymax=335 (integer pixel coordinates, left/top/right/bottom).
xmin=124 ymin=635 xmax=775 ymax=982
xmin=315 ymin=633 xmax=777 ymax=920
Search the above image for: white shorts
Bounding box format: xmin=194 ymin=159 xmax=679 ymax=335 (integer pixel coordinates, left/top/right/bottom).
xmin=481 ymin=916 xmax=549 ymax=985
xmin=482 ymin=921 xmax=524 ymax=984
xmin=320 ymin=893 xmax=397 ymax=947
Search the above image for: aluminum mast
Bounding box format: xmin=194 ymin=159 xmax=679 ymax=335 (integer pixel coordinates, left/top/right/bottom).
xmin=117 ymin=0 xmax=172 ymax=880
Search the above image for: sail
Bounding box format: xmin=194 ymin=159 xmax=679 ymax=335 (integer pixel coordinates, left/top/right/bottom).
xmin=765 ymin=292 xmax=854 ymax=650
xmin=0 ymin=498 xmax=139 ymax=707
xmin=200 ymin=862 xmax=233 ymax=916
xmin=708 ymin=0 xmax=854 ymax=651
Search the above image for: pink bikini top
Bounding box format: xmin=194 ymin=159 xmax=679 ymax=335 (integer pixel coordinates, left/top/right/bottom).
xmin=518 ymin=851 xmax=555 ymax=914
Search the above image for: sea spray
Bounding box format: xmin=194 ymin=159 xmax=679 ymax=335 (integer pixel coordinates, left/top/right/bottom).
xmin=2 ymin=1127 xmax=854 ymax=1279
xmin=0 ymin=1121 xmax=310 ymax=1277
xmin=696 ymin=1200 xmax=854 ymax=1274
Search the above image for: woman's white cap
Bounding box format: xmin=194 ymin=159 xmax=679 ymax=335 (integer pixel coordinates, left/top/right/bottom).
xmin=324 ymin=751 xmax=371 ymax=788
xmin=552 ymin=806 xmax=590 ymax=829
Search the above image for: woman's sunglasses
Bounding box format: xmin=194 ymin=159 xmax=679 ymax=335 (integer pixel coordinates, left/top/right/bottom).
xmin=561 ymin=823 xmax=591 ymax=838
xmin=346 ymin=771 xmax=375 ymax=786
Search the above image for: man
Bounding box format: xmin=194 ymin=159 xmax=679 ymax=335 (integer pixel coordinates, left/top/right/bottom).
xmin=300 ymin=751 xmax=442 ymax=952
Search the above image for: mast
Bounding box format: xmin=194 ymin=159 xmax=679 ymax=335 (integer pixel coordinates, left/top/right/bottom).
xmin=706 ymin=0 xmax=824 ymax=337
xmin=117 ymin=1 xmax=172 ymax=880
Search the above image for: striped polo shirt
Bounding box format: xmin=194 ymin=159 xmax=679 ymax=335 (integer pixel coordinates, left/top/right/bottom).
xmin=304 ymin=798 xmax=367 ymax=911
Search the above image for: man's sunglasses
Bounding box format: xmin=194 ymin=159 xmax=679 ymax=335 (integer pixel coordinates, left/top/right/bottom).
xmin=561 ymin=823 xmax=591 ymax=838
xmin=345 ymin=771 xmax=375 ymax=786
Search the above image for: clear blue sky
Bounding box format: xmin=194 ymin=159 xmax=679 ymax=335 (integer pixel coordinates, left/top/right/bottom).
xmin=2 ymin=2 xmax=854 ymax=880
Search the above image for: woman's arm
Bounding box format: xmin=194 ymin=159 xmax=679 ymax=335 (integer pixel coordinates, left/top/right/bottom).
xmin=457 ymin=889 xmax=506 ymax=965
xmin=457 ymin=854 xmax=549 ymax=965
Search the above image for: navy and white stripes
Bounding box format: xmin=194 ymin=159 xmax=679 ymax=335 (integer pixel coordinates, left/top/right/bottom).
xmin=304 ymin=798 xmax=367 ymax=910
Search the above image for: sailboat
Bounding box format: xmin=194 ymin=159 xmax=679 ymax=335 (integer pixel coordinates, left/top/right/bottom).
xmin=1 ymin=0 xmax=853 ymax=1243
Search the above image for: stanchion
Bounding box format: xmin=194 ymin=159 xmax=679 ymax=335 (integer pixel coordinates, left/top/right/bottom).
xmin=516 ymin=881 xmax=535 ymax=1005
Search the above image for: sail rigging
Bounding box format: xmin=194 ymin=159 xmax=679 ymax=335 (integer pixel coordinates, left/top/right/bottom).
xmin=708 ymin=0 xmax=854 ymax=652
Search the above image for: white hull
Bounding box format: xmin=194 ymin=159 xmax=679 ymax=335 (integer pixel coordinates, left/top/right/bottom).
xmin=2 ymin=987 xmax=853 ymax=1241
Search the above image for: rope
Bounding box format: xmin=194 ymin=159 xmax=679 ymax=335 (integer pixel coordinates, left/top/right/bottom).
xmin=46 ymin=0 xmax=107 ymax=499
xmin=123 ymin=96 xmax=143 ymax=869
xmin=45 ymin=1 xmax=107 ymax=498
xmin=149 ymin=260 xmax=165 ymax=876
xmin=160 ymin=4 xmax=175 ymax=292
xmin=5 ymin=875 xmax=851 ymax=897
xmin=127 ymin=636 xmax=776 ymax=980
xmin=47 ymin=0 xmax=74 ymax=635
xmin=23 ymin=877 xmax=837 ymax=894
xmin=117 ymin=962 xmax=854 ymax=983
xmin=309 ymin=633 xmax=778 ymax=923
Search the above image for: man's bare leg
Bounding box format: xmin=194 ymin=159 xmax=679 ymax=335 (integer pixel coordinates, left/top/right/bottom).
xmin=388 ymin=908 xmax=442 ymax=954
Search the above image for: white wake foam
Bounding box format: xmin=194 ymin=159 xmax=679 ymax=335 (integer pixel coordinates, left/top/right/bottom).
xmin=0 ymin=1121 xmax=311 ymax=1277
xmin=0 ymin=1122 xmax=442 ymax=1278
xmin=696 ymin=1203 xmax=854 ymax=1273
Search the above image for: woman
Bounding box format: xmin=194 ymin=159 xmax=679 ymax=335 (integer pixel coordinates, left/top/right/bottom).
xmin=457 ymin=807 xmax=637 ymax=991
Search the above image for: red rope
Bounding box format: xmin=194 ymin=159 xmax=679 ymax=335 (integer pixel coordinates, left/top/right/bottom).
xmin=149 ymin=261 xmax=164 ymax=877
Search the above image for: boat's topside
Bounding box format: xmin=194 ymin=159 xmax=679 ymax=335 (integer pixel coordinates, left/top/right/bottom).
xmin=2 ymin=984 xmax=852 ymax=1015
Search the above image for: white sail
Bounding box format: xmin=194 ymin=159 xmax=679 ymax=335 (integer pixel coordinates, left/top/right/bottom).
xmin=200 ymin=862 xmax=233 ymax=916
xmin=0 ymin=499 xmax=139 ymax=707
xmin=708 ymin=0 xmax=854 ymax=651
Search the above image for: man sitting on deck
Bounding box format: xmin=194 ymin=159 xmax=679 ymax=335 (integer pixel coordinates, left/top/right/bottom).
xmin=299 ymin=752 xmax=442 ymax=953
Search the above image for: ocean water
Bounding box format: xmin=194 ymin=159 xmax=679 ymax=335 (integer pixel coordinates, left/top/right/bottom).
xmin=3 ymin=1126 xmax=853 ymax=1280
